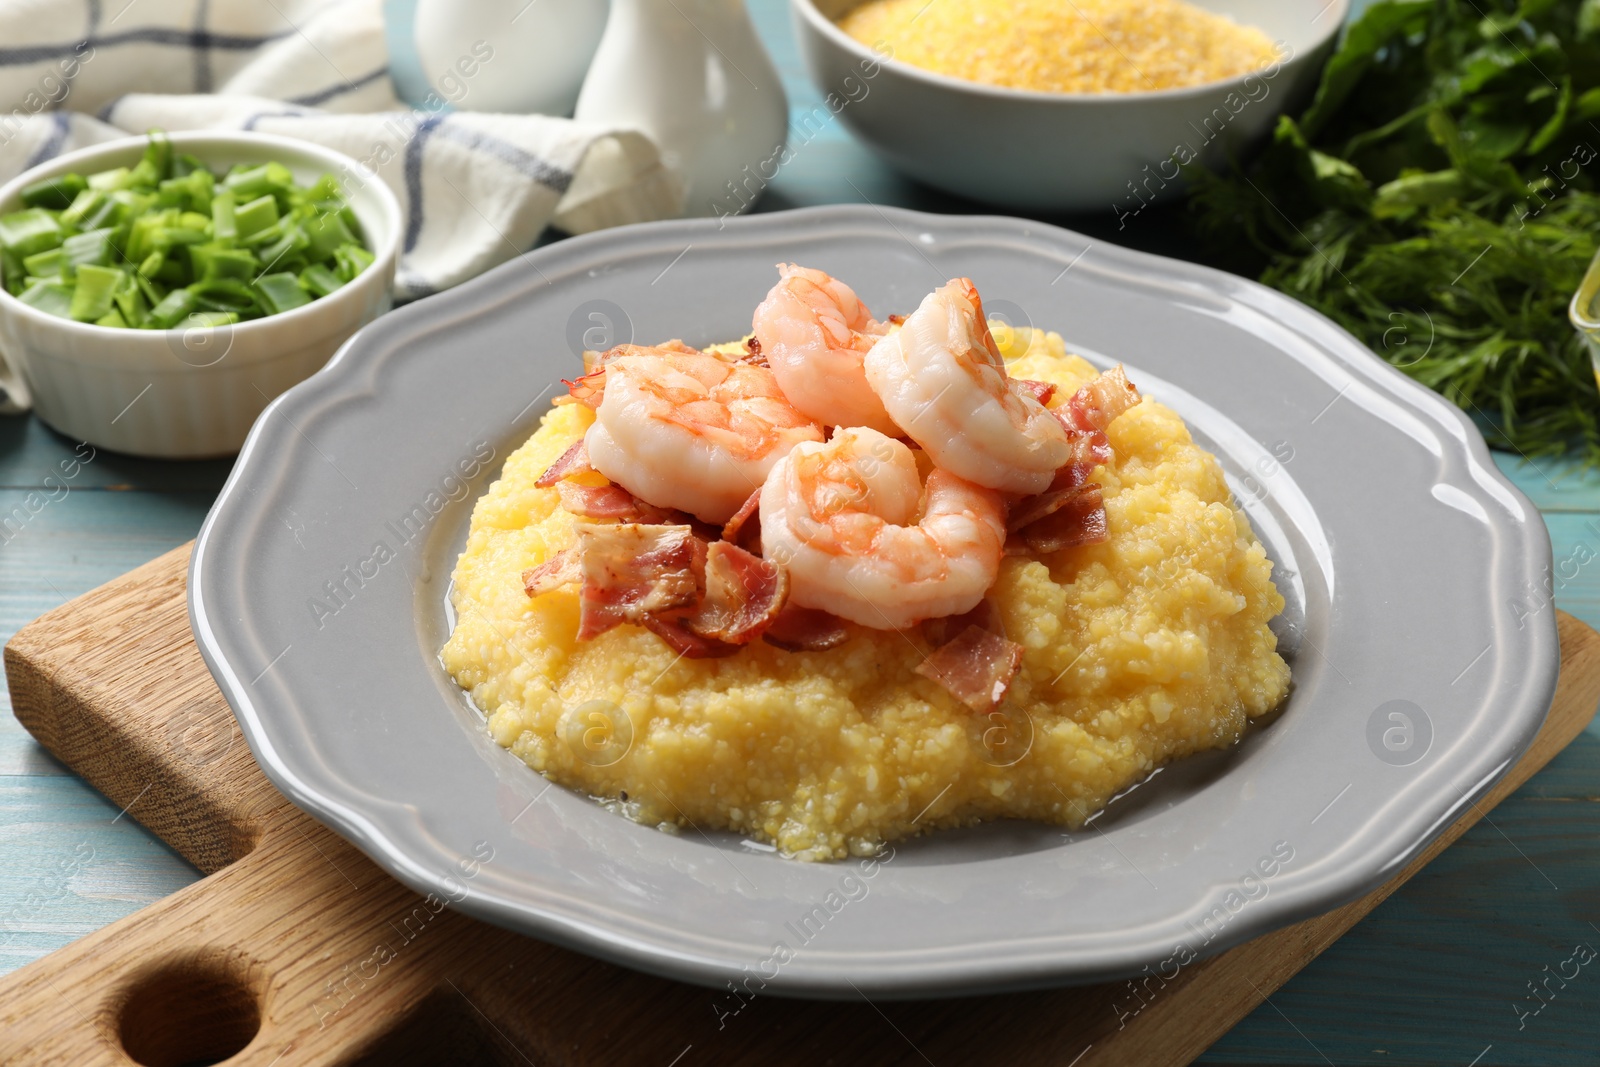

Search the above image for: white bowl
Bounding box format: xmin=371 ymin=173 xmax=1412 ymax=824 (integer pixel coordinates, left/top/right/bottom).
xmin=790 ymin=0 xmax=1347 ymax=212
xmin=0 ymin=132 xmax=401 ymax=458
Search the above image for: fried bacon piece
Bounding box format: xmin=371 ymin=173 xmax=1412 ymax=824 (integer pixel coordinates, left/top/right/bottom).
xmin=556 ymin=481 xmax=684 ymax=524
xmin=1059 ymin=365 xmax=1139 ymax=435
xmin=1013 ymin=379 xmax=1057 ymax=407
xmin=915 ymin=625 xmax=1024 ymax=714
xmin=679 ymin=542 xmax=788 ymax=646
xmin=741 ymin=335 xmax=768 ymax=367
xmin=573 ymin=523 xmax=706 ymax=640
xmin=920 ymin=598 xmax=1003 ymax=649
xmin=1008 ymin=483 xmax=1108 ymax=555
xmin=535 ymin=439 xmax=594 ymax=488
xmin=999 ymin=366 xmax=1138 ymax=551
xmin=1048 ymin=430 xmax=1113 ymax=492
xmin=721 ymin=487 xmax=762 ymax=548
xmin=640 ymin=615 xmax=741 ymax=658
xmin=520 ymin=525 xmax=787 ymax=657
xmin=522 ymin=547 xmax=581 ymax=598
xmin=762 ymin=605 xmax=851 ymax=652
xmin=1009 ymin=480 xmax=1096 ymax=533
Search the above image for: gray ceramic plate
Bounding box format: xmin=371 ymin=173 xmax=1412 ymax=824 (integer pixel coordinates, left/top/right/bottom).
xmin=190 ymin=205 xmax=1558 ymax=998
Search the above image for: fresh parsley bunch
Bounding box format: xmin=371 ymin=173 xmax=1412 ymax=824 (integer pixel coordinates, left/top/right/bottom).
xmin=1191 ymin=0 xmax=1600 ymax=463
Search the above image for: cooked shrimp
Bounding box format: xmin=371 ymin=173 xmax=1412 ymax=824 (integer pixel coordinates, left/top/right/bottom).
xmin=751 ymin=263 xmax=900 ymax=434
xmin=760 ymin=426 xmax=1006 ymax=629
xmin=584 ymin=347 xmax=823 ymax=524
xmin=864 ymin=278 xmax=1069 ymax=495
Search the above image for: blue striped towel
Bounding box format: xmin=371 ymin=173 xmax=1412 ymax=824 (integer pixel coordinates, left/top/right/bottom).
xmin=0 ymin=0 xmax=682 ymax=412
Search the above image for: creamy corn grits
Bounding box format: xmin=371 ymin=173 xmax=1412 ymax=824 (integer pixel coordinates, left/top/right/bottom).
xmin=442 ymin=329 xmax=1290 ymax=860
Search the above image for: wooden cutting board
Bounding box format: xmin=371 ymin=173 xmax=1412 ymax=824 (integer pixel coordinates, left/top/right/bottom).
xmin=2 ymin=544 xmax=1595 ymax=1067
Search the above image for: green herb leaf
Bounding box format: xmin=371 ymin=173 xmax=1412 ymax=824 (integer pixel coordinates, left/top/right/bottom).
xmin=1190 ymin=0 xmax=1600 ymax=465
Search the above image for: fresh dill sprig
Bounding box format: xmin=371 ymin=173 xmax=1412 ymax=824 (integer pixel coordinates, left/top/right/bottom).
xmin=1189 ymin=0 xmax=1600 ymax=464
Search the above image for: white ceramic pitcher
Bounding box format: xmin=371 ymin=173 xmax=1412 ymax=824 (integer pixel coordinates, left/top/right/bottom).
xmin=574 ymin=0 xmax=789 ymax=219
xmin=413 ymin=0 xmax=609 ymax=116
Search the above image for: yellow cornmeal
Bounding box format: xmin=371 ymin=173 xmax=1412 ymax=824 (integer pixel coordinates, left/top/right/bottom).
xmin=441 ymin=329 xmax=1290 ymax=860
xmin=838 ymin=0 xmax=1280 ymax=95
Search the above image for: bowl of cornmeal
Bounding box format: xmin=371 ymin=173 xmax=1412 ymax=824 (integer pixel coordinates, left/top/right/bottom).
xmin=791 ymin=0 xmax=1347 ymax=212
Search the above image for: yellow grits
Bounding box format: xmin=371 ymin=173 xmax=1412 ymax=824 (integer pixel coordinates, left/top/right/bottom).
xmin=837 ymin=0 xmax=1280 ymax=96
xmin=441 ymin=329 xmax=1290 ymax=861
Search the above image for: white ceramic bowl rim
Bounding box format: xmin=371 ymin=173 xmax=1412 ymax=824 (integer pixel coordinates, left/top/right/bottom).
xmin=792 ymin=0 xmax=1351 ymax=105
xmin=0 ymin=130 xmax=401 ymax=344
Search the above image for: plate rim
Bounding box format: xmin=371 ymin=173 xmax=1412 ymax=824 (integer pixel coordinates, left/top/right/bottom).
xmin=189 ymin=203 xmax=1559 ymax=997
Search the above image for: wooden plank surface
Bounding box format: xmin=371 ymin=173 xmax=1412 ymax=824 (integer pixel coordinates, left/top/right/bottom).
xmin=2 ymin=545 xmax=1596 ymax=1067
xmin=0 ymin=1 xmax=1597 ymax=1062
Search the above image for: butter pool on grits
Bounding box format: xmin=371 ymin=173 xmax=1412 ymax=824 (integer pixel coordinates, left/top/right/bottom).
xmin=441 ymin=329 xmax=1290 ymax=861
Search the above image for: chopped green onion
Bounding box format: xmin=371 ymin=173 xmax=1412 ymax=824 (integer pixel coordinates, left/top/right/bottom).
xmin=2 ymin=132 xmax=370 ymax=328
xmin=258 ymin=224 xmax=309 ymax=272
xmin=147 ymin=287 xmax=197 ymax=329
xmin=68 ymin=264 xmax=120 ymax=321
xmin=135 ymin=272 xmax=166 ymax=308
xmin=176 ymin=310 xmax=239 ymax=331
xmin=333 ymin=243 xmax=374 ymax=283
xmin=300 ymin=263 xmax=344 ymax=298
xmin=190 ymin=278 xmax=258 ymax=314
xmin=62 ymin=229 xmax=114 ymax=273
xmin=59 ymin=189 xmax=103 ymax=229
xmin=22 ymin=247 xmax=64 ymax=279
xmin=211 ymin=191 xmax=237 ymax=241
xmin=193 ymin=246 xmax=256 ymax=281
xmin=224 ymin=161 xmax=294 ymax=200
xmin=113 ymin=279 xmax=147 ymax=327
xmin=86 ymin=166 xmax=130 ymax=192
xmin=0 ymin=208 xmax=64 ymax=258
xmin=21 ymin=173 xmax=87 ymax=211
xmin=233 ymin=194 xmax=279 ymax=239
xmin=303 ymin=212 xmax=355 ymax=261
xmin=254 ymin=272 xmax=310 ymax=315
xmin=19 ymin=280 xmax=73 ymax=318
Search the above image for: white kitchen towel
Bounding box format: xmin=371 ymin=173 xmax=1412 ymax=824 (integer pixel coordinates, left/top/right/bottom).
xmin=0 ymin=0 xmax=683 ymax=413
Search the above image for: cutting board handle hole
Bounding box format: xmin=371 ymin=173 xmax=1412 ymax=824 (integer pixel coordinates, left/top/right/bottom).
xmin=116 ymin=961 xmax=260 ymax=1067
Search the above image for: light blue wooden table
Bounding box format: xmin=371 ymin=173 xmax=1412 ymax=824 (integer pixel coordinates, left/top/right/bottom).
xmin=3 ymin=3 xmax=1597 ymax=1064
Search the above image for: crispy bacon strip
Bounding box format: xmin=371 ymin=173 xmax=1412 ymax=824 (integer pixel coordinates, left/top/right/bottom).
xmin=1060 ymin=365 xmax=1139 ymax=435
xmin=722 ymin=487 xmax=762 ymax=547
xmin=1038 ymin=367 xmax=1134 ymax=493
xmin=641 ymin=615 xmax=740 ymax=658
xmin=522 ymin=547 xmax=581 ymax=598
xmin=741 ymin=335 xmax=768 ymax=367
xmin=574 ymin=523 xmax=706 ymax=640
xmin=1013 ymin=379 xmax=1057 ymax=407
xmin=915 ymin=625 xmax=1024 ymax=714
xmin=921 ymin=598 xmax=1003 ymax=649
xmin=1009 ymin=484 xmax=1108 ymax=554
xmin=1048 ymin=430 xmax=1113 ymax=492
xmin=763 ymin=605 xmax=851 ymax=652
xmin=556 ymin=481 xmax=684 ymax=524
xmin=1008 ymin=480 xmax=1100 ymax=532
xmin=680 ymin=542 xmax=788 ymax=645
xmin=536 ymin=439 xmax=594 ymax=488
